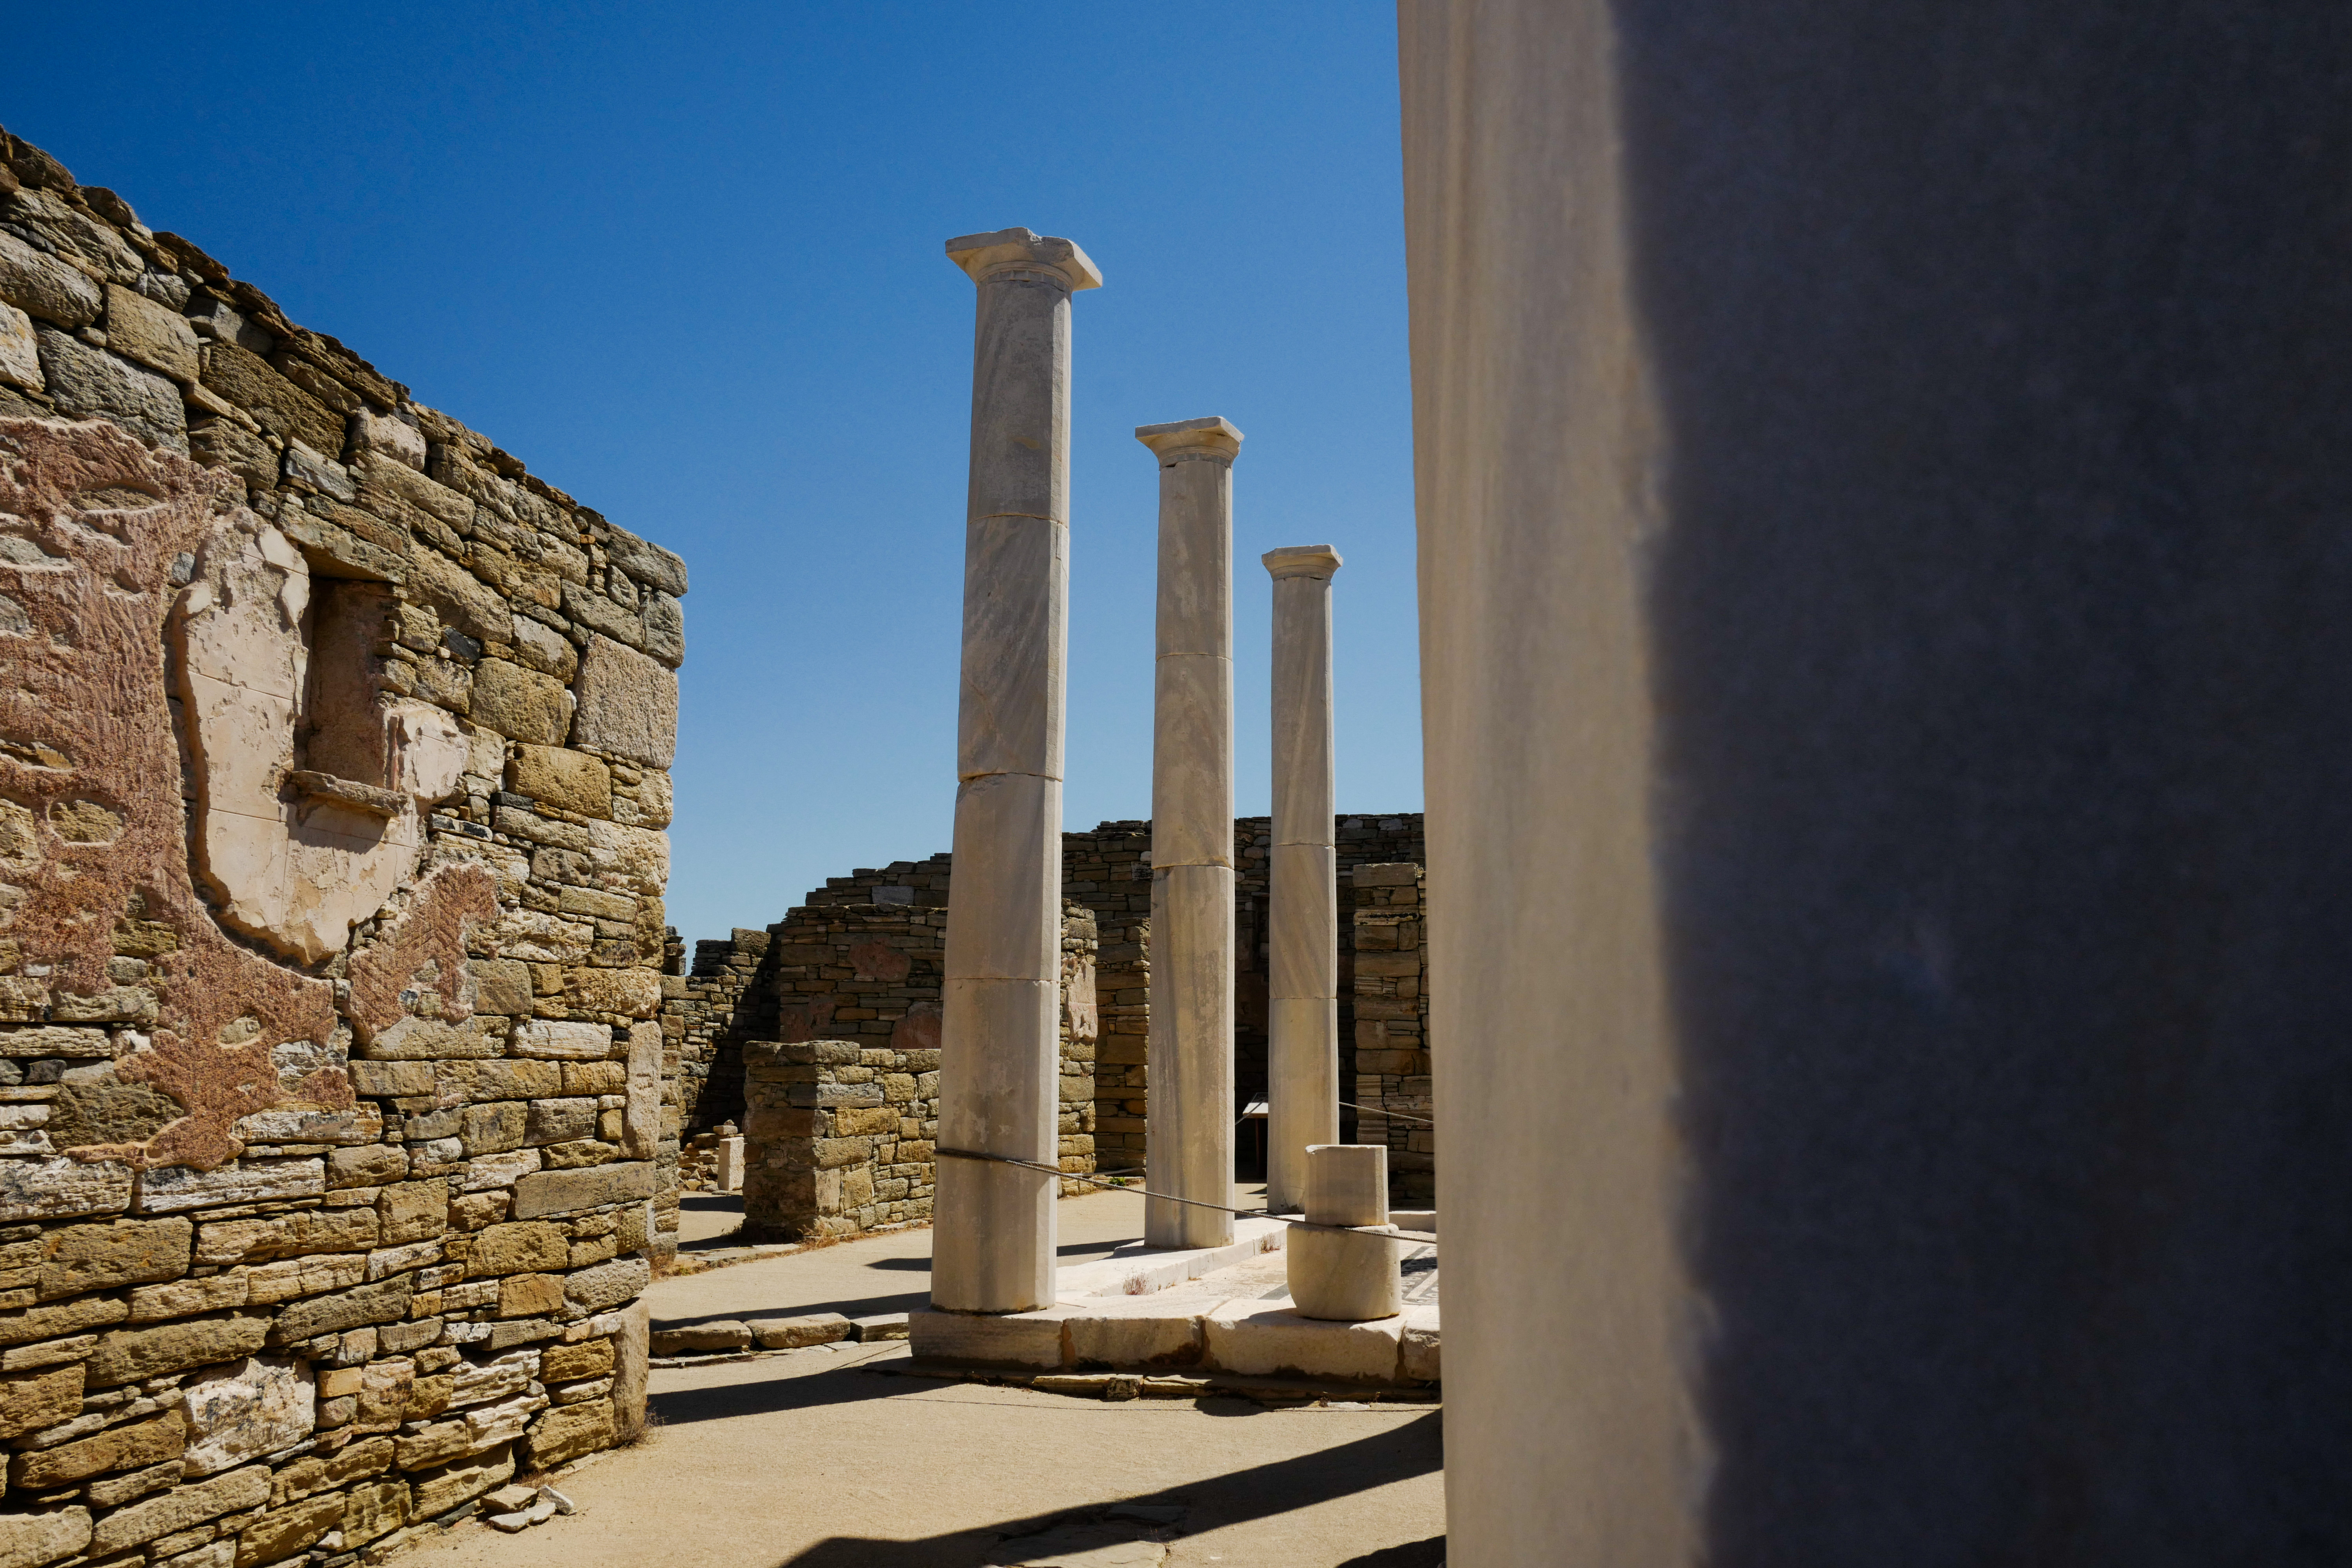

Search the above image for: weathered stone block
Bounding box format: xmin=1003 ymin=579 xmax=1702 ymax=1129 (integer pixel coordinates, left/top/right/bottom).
xmin=523 ymin=1396 xmax=613 ymax=1469
xmin=0 ymin=1361 xmax=82 ymax=1439
xmin=89 ymin=1462 xmax=269 ymax=1554
xmin=196 ymin=1209 xmax=376 ymax=1266
xmin=747 ymin=1312 xmax=851 ymax=1350
xmin=563 ymin=1256 xmax=648 ymax=1315
xmin=345 ymin=1060 xmax=433 ymax=1098
xmin=568 ymin=966 xmax=661 ymax=1018
xmin=452 ymin=1059 xmax=565 ymax=1101
xmin=512 ymin=1020 xmax=613 ymax=1060
xmin=378 ymin=1180 xmax=448 ymax=1245
xmin=649 ymin=1321 xmax=748 ymax=1354
xmin=571 ymin=635 xmax=676 ymax=767
xmin=466 ymin=958 xmax=535 ymax=1018
xmin=468 ymin=1222 xmax=569 ymax=1276
xmin=0 ymin=1507 xmax=90 ymax=1568
xmin=326 ymin=1145 xmax=408 ymax=1189
xmin=263 ymin=1276 xmax=410 ymax=1347
xmin=497 ymin=1273 xmax=565 ymax=1317
xmin=10 ymin=1410 xmax=184 ymax=1488
xmin=0 ymin=1292 xmax=127 ymax=1347
xmin=508 ymin=745 xmax=610 ymax=818
xmin=470 ymin=658 xmax=569 ymax=746
xmin=233 ymin=1491 xmax=345 ymax=1568
xmin=411 ymin=1440 xmax=515 ymax=1519
xmin=89 ymin=1312 xmax=270 ymax=1387
xmin=460 ymin=1101 xmax=527 ymax=1156
xmin=510 ymin=1161 xmax=653 ymax=1218
xmin=200 ymin=340 xmax=339 ymax=453
xmin=540 ymin=1338 xmax=614 ymax=1383
xmin=103 ymin=283 xmax=198 ymax=383
xmin=0 ymin=300 xmax=35 ymax=392
xmin=0 ymin=229 xmax=102 ymax=325
xmin=524 ymin=1097 xmax=598 ymax=1145
xmin=37 ymin=1217 xmax=191 ymax=1299
xmin=134 ymin=1158 xmax=323 ymax=1213
xmin=360 ymin=1014 xmax=506 ymax=1060
xmin=0 ymin=1154 xmax=132 ymax=1224
xmin=342 ymin=1477 xmax=410 ymax=1545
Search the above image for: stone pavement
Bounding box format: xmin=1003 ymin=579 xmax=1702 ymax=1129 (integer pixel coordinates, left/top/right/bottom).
xmin=409 ymin=1189 xmax=1446 ymax=1567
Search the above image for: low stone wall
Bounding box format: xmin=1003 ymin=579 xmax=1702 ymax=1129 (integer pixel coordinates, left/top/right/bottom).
xmin=0 ymin=125 xmax=679 ymax=1561
xmin=737 ymin=903 xmax=1100 ymax=1240
xmin=1352 ymin=864 xmax=1433 ymax=1200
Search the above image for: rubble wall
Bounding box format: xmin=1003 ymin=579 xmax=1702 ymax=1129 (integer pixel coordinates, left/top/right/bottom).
xmin=1352 ymin=864 xmax=1432 ymax=1200
xmin=0 ymin=127 xmax=682 ymax=1561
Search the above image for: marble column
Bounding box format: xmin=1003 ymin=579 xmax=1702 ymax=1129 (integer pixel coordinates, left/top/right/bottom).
xmin=1403 ymin=2 xmax=2352 ymax=1562
xmin=932 ymin=227 xmax=1100 ymax=1314
xmin=1137 ymin=416 xmax=1242 ymax=1249
xmin=1262 ymin=544 xmax=1343 ymax=1213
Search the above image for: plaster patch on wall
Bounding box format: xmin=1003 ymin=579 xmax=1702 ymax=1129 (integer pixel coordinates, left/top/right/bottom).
xmin=346 ymin=860 xmax=501 ymax=1045
xmin=0 ymin=416 xmax=341 ymax=1171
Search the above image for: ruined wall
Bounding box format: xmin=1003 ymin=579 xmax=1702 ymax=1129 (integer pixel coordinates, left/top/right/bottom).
xmin=661 ymin=928 xmax=771 ymax=1144
xmin=737 ymin=902 xmax=1098 ymax=1242
xmin=1352 ymin=864 xmax=1432 ymax=1200
xmin=715 ymin=815 xmax=1428 ymax=1185
xmin=0 ymin=127 xmax=681 ymax=1561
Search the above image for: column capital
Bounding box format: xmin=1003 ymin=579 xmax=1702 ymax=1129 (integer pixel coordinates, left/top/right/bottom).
xmin=945 ymin=227 xmax=1102 ymax=292
xmin=1136 ymin=416 xmax=1243 ymax=465
xmin=1263 ymin=544 xmax=1343 ymax=581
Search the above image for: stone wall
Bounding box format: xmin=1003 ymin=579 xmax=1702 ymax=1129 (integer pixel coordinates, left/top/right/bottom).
xmin=661 ymin=928 xmax=771 ymax=1146
xmin=1351 ymin=864 xmax=1432 ymax=1200
xmin=0 ymin=127 xmax=680 ymax=1562
xmin=710 ymin=815 xmax=1428 ymax=1183
xmin=737 ymin=902 xmax=1099 ymax=1241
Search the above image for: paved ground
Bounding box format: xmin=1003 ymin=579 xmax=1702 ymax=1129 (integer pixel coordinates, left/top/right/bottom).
xmin=410 ymin=1189 xmax=1446 ymax=1568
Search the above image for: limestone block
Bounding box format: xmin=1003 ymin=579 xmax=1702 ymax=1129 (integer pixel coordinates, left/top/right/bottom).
xmin=452 ymin=1059 xmax=565 ymax=1100
xmin=341 ymin=1477 xmax=410 ymax=1545
xmin=0 ymin=1027 xmax=111 ymax=1059
xmin=510 ymin=1160 xmax=653 ymax=1218
xmin=10 ymin=1410 xmax=184 ymax=1488
xmin=35 ymin=328 xmax=185 ymax=451
xmin=466 ymin=959 xmax=535 ymax=1018
xmin=38 ymin=1217 xmax=191 ymax=1299
xmin=448 ymin=1349 xmax=539 ymax=1408
xmin=0 ymin=228 xmax=102 ymax=325
xmin=1399 ymin=1305 xmax=1439 ymax=1382
xmin=642 ymin=591 xmax=684 ymax=668
xmin=620 ymin=1019 xmax=661 ymax=1160
xmin=230 ymin=1102 xmax=383 ymax=1146
xmin=470 ymin=658 xmax=570 ymax=745
xmin=599 ymin=526 xmax=688 ymax=598
xmin=508 ymin=744 xmax=610 ymax=818
xmin=234 ymin=1492 xmax=346 ymax=1567
xmin=0 ymin=1156 xmax=132 ymax=1224
xmin=461 ymin=1101 xmax=527 ymax=1155
xmin=196 ymin=1209 xmax=375 ymax=1267
xmin=571 ymin=635 xmax=677 ymax=766
xmin=568 ymin=967 xmax=661 ymax=1018
xmin=89 ymin=1312 xmax=270 ymax=1386
xmin=347 ymin=407 xmax=425 ymax=470
xmin=89 ymin=1463 xmax=269 ymax=1554
xmin=543 ymin=1338 xmax=615 ymax=1382
xmin=563 ymin=1256 xmax=647 ymax=1315
xmin=361 ymin=1015 xmax=505 ymax=1060
xmin=0 ymin=1362 xmax=82 ymax=1439
xmin=136 ymin=1158 xmax=324 ymax=1214
xmin=498 ymin=1274 xmax=566 ymax=1316
xmin=327 ymin=1145 xmax=408 ymax=1188
xmin=0 ymin=301 xmax=39 ymax=391
xmin=713 ymin=1134 xmax=744 ymax=1191
xmin=200 ymin=340 xmax=339 ymax=454
xmin=409 ymin=1441 xmax=514 ymax=1517
xmin=463 ymin=1149 xmax=541 ymax=1190
xmin=907 ymin=1308 xmax=1069 ymax=1368
xmin=611 ymin=1299 xmax=649 ymax=1441
xmin=509 ymin=614 xmax=578 ymax=680
xmin=523 ymin=1397 xmax=613 ymax=1469
xmin=513 ymin=1020 xmax=613 ymax=1060
xmin=103 ymin=283 xmax=198 ymax=383
xmin=365 ymin=1240 xmax=441 ymax=1280
xmin=0 ymin=1507 xmax=91 ymax=1568
xmin=1202 ymin=1300 xmax=1405 ymax=1382
xmin=264 ymin=1276 xmax=411 ymax=1346
xmin=378 ymin=1181 xmax=448 ymax=1245
xmin=469 ymin=1221 xmax=568 ymax=1276
xmin=1063 ymin=1305 xmax=1205 ymax=1370
xmin=747 ymin=1311 xmax=851 ymax=1350
xmin=0 ymin=1294 xmax=128 ymax=1347
xmin=649 ymin=1321 xmax=748 ymax=1354
xmin=404 ymin=549 xmax=510 ymax=644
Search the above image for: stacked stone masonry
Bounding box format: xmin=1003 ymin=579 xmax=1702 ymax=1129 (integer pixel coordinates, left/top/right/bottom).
xmin=735 ymin=902 xmax=1099 ymax=1242
xmin=1351 ymin=864 xmax=1432 ymax=1201
xmin=690 ymin=815 xmax=1429 ymax=1210
xmin=0 ymin=127 xmax=679 ymax=1563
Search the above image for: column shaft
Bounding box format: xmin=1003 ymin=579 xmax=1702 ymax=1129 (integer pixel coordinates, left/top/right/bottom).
xmin=934 ymin=229 xmax=1098 ymax=1314
xmin=1265 ymin=546 xmax=1344 ymax=1212
xmin=1138 ymin=417 xmax=1243 ymax=1249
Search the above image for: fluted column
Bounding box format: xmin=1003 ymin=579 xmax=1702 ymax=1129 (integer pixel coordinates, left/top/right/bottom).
xmin=1138 ymin=416 xmax=1242 ymax=1249
xmin=1263 ymin=544 xmax=1343 ymax=1213
xmin=933 ymin=227 xmax=1100 ymax=1314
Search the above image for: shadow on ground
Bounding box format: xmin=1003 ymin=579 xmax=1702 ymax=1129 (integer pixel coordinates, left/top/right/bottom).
xmin=764 ymin=1410 xmax=1443 ymax=1566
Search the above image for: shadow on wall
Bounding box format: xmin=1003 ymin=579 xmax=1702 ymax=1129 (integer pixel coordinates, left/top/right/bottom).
xmin=766 ymin=1410 xmax=1443 ymax=1566
xmin=1604 ymin=0 xmax=2352 ymax=1558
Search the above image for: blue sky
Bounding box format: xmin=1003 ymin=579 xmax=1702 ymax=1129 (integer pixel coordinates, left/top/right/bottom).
xmin=3 ymin=3 xmax=1419 ymax=948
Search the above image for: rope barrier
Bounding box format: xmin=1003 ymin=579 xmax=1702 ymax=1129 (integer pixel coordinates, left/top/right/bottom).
xmin=933 ymin=1146 xmax=1438 ymax=1245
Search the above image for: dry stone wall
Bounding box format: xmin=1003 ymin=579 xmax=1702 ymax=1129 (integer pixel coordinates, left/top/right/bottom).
xmin=1352 ymin=864 xmax=1432 ymax=1200
xmin=0 ymin=127 xmax=682 ymax=1562
xmin=736 ymin=901 xmax=1098 ymax=1241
